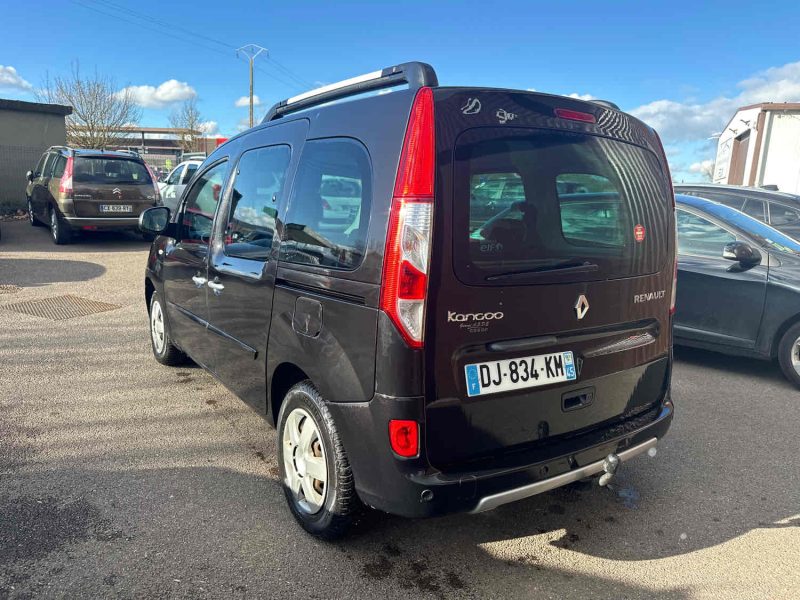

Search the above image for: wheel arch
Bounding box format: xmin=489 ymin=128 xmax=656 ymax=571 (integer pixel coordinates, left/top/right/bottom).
xmin=268 ymin=362 xmax=310 ymax=427
xmin=771 ymin=312 xmax=800 ymax=358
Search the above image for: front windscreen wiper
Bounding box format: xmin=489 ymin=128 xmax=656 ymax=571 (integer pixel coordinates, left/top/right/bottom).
xmin=486 ymin=261 xmax=599 ymax=282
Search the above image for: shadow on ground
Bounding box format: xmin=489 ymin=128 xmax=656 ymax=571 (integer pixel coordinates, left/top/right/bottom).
xmin=0 ymin=258 xmax=105 ymax=287
xmin=0 ymin=219 xmax=151 ymax=254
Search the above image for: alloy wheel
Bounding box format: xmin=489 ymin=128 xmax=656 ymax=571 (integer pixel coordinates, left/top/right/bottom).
xmin=792 ymin=336 xmax=800 ymax=375
xmin=150 ymin=300 xmax=166 ymax=354
xmin=28 ymin=200 xmax=34 ymax=224
xmin=50 ymin=210 xmax=58 ymax=241
xmin=282 ymin=407 xmax=328 ymax=514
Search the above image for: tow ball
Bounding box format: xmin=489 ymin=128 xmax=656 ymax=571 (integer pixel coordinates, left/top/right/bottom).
xmin=598 ymin=453 xmax=620 ymax=487
xmin=598 ymin=444 xmax=658 ymax=487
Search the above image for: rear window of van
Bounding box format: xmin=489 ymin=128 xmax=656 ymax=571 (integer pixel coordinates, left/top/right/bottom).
xmin=73 ymin=158 xmax=153 ymax=185
xmin=454 ymin=128 xmax=672 ymax=285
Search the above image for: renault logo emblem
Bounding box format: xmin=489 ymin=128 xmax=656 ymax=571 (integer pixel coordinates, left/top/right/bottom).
xmin=575 ymin=294 xmax=589 ymax=320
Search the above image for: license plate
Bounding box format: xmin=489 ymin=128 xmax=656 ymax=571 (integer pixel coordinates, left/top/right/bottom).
xmin=465 ymin=351 xmax=577 ymax=397
xmin=99 ymin=204 xmax=132 ymax=213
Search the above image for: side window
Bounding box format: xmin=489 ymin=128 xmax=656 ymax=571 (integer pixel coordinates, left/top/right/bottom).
xmin=52 ymin=155 xmax=67 ymax=178
xmin=279 ymin=138 xmax=372 ymax=270
xmin=676 ymin=209 xmax=736 ymax=258
xmin=182 ymin=164 xmax=198 ymax=185
xmin=41 ymin=153 xmax=56 ymax=177
xmin=166 ymin=166 xmax=184 ymax=186
xmin=33 ymin=154 xmax=47 ymax=177
xmin=769 ymin=203 xmax=800 ymax=227
xmin=741 ymin=198 xmax=766 ymax=221
xmin=180 ymin=162 xmax=228 ymax=244
xmin=224 ymin=145 xmax=291 ymax=261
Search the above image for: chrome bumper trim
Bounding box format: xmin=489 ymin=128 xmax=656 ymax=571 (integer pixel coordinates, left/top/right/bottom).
xmin=64 ymin=217 xmax=140 ymax=222
xmin=469 ymin=437 xmax=658 ymax=513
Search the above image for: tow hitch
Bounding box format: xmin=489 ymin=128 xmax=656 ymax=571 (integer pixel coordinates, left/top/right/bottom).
xmin=598 ymin=444 xmax=658 ymax=487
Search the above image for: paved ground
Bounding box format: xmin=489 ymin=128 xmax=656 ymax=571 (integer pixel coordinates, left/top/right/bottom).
xmin=0 ymin=218 xmax=798 ymax=600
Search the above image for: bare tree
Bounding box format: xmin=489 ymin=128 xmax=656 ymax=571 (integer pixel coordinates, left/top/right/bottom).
xmin=169 ymin=98 xmax=203 ymax=152
xmin=37 ymin=63 xmax=140 ymax=149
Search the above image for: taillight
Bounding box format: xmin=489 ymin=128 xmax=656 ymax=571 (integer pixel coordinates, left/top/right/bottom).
xmin=554 ymin=108 xmax=597 ymax=123
xmin=652 ymin=130 xmax=677 ymax=315
xmin=146 ymin=164 xmax=161 ymax=203
xmin=59 ymin=157 xmax=73 ymax=195
xmin=388 ymin=419 xmax=419 ymax=458
xmin=380 ymin=86 xmax=435 ymax=349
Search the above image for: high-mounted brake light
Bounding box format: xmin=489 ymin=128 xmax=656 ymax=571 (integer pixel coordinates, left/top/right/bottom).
xmin=389 ymin=419 xmax=419 ymax=458
xmin=59 ymin=156 xmax=73 ymax=195
xmin=555 ymin=108 xmax=597 ymax=124
xmin=380 ymin=87 xmax=435 ymax=349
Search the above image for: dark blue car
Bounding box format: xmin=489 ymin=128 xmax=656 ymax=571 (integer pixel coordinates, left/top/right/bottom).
xmin=675 ymin=193 xmax=800 ymax=387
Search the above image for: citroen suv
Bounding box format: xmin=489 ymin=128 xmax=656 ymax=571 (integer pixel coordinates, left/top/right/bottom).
xmin=26 ymin=147 xmax=160 ymax=244
xmin=139 ymin=62 xmax=676 ymax=539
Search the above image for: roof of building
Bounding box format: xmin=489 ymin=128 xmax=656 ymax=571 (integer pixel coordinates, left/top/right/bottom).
xmin=0 ymin=98 xmax=72 ymax=116
xmin=735 ymin=102 xmax=800 ymax=112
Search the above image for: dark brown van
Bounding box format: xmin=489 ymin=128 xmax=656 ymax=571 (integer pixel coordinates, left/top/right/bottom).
xmin=26 ymin=147 xmax=160 ymax=244
xmin=139 ymin=62 xmax=676 ymax=539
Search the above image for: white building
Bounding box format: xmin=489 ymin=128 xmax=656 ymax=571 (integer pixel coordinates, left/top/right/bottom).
xmin=713 ymin=102 xmax=800 ymax=194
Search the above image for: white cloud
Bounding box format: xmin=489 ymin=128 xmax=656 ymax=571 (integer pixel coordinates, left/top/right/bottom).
xmin=568 ymin=92 xmax=595 ymax=101
xmin=689 ymin=159 xmax=715 ymax=180
xmin=0 ymin=65 xmax=32 ymax=91
xmin=117 ymin=79 xmax=197 ymax=108
xmin=630 ymin=60 xmax=800 ymax=143
xmin=235 ymin=94 xmax=260 ymax=108
xmin=198 ymin=120 xmax=219 ymax=135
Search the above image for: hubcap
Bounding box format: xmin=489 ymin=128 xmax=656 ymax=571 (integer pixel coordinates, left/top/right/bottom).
xmin=28 ymin=201 xmax=34 ymax=223
xmin=282 ymin=407 xmax=327 ymax=514
xmin=50 ymin=211 xmax=57 ymax=240
xmin=792 ymin=336 xmax=800 ymax=375
xmin=150 ymin=300 xmax=166 ymax=353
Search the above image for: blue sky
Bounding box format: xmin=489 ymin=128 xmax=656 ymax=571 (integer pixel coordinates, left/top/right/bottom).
xmin=2 ymin=0 xmax=800 ymax=181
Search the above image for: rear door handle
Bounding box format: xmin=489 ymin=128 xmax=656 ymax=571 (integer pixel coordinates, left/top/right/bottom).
xmin=207 ymin=279 xmax=224 ymax=295
xmin=192 ymin=275 xmax=207 ymax=288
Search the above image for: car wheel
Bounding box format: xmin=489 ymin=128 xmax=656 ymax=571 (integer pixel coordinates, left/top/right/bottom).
xmin=149 ymin=291 xmax=187 ymax=366
xmin=777 ymin=322 xmax=800 ymax=388
xmin=277 ymin=381 xmax=361 ymax=540
xmin=28 ymin=198 xmax=43 ymax=227
xmin=49 ymin=206 xmax=71 ymax=245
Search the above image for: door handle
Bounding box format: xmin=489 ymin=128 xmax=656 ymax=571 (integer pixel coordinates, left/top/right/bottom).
xmin=192 ymin=275 xmax=207 ymax=288
xmin=207 ymin=278 xmax=225 ymax=295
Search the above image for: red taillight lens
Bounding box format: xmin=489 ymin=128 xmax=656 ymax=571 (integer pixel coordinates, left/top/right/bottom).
xmin=389 ymin=419 xmax=419 ymax=458
xmin=651 ymin=130 xmax=677 ymax=315
xmin=554 ymin=108 xmax=597 ymax=123
xmin=59 ymin=157 xmax=73 ymax=195
xmin=145 ymin=164 xmax=161 ymax=203
xmin=380 ymin=87 xmax=435 ymax=349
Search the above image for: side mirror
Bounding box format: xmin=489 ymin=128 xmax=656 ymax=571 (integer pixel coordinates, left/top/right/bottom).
xmin=139 ymin=206 xmax=172 ymax=235
xmin=26 ymin=170 xmax=34 ymax=182
xmin=723 ymin=241 xmax=761 ymax=267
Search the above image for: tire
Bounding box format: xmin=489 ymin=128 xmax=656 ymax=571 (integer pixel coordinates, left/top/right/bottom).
xmin=49 ymin=206 xmax=71 ymax=245
xmin=148 ymin=291 xmax=187 ymax=366
xmin=777 ymin=321 xmax=800 ymax=388
xmin=28 ymin=198 xmax=43 ymax=227
xmin=277 ymin=381 xmax=361 ymax=540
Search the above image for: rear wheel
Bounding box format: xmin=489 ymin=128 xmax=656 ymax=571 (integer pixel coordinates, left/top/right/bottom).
xmin=777 ymin=322 xmax=800 ymax=388
xmin=49 ymin=206 xmax=71 ymax=245
xmin=277 ymin=381 xmax=360 ymax=539
xmin=149 ymin=291 xmax=186 ymax=366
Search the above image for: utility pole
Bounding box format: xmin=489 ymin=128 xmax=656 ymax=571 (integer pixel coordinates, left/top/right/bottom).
xmin=236 ymin=44 xmax=267 ymax=128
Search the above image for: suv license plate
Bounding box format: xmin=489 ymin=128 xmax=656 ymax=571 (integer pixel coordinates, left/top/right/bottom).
xmin=99 ymin=204 xmax=132 ymax=213
xmin=465 ymin=351 xmax=577 ymax=397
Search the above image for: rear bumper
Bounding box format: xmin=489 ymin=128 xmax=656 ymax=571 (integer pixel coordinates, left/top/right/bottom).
xmin=64 ymin=216 xmax=142 ymax=229
xmin=329 ymin=395 xmax=673 ymax=518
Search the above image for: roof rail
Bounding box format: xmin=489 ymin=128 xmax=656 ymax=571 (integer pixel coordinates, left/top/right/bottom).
xmin=589 ymin=99 xmax=621 ymax=111
xmin=262 ymin=61 xmax=438 ymax=123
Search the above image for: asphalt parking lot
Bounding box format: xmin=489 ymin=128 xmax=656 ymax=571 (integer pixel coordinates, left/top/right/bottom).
xmin=1 ymin=218 xmax=798 ymax=599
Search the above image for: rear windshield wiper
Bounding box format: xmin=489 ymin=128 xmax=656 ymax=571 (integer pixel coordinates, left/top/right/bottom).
xmin=486 ymin=261 xmax=599 ymax=282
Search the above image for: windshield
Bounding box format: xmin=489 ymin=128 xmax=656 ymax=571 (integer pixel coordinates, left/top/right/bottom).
xmin=73 ymin=157 xmax=153 ymax=185
xmin=691 ymin=199 xmax=800 ymax=255
xmin=454 ymin=128 xmax=672 ymax=285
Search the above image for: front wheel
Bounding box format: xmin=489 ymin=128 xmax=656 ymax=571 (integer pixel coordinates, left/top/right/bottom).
xmin=149 ymin=291 xmax=187 ymax=366
xmin=277 ymin=381 xmax=361 ymax=539
xmin=28 ymin=198 xmax=43 ymax=227
xmin=777 ymin=322 xmax=800 ymax=388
